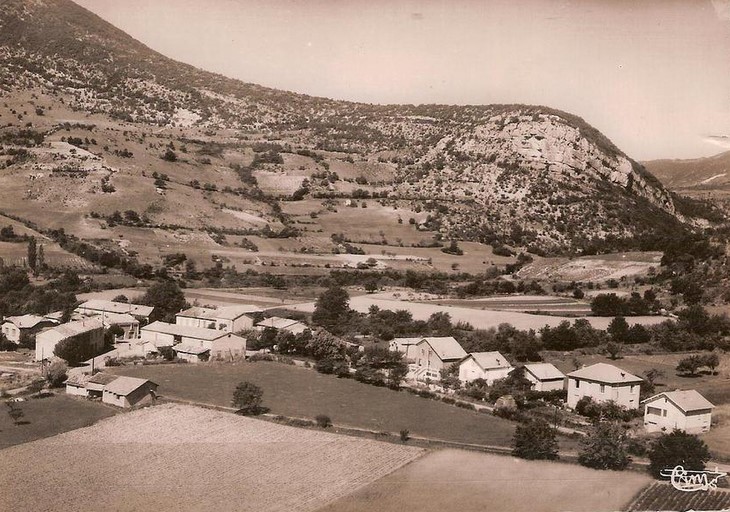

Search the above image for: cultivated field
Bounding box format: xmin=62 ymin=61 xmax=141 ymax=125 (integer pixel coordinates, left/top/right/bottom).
xmin=110 ymin=362 xmax=522 ymax=448
xmin=288 ymin=296 xmax=667 ymax=331
xmin=320 ymin=448 xmax=651 ymax=512
xmin=0 ymin=404 xmax=424 ymax=512
xmin=517 ymin=252 xmax=663 ymax=282
xmin=626 ymin=481 xmax=730 ymax=511
xmin=431 ymin=294 xmax=592 ymax=315
xmin=0 ymin=394 xmax=117 ymax=450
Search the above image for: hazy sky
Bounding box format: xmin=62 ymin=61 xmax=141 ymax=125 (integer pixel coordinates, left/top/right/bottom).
xmin=74 ymin=0 xmax=730 ymax=161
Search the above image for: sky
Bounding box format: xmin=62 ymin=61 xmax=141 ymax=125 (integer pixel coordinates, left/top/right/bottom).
xmin=73 ymin=0 xmax=730 ymax=161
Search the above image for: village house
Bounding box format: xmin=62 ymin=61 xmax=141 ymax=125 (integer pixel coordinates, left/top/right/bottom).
xmin=1 ymin=314 xmax=59 ymax=343
xmin=65 ymin=371 xmax=119 ymax=398
xmin=458 ymin=351 xmax=513 ymax=385
xmin=102 ymin=376 xmax=158 ymax=408
xmin=413 ymin=337 xmax=467 ymax=381
xmin=642 ymin=390 xmax=714 ymax=434
xmin=522 ymin=363 xmax=566 ymax=392
xmin=389 ymin=337 xmax=422 ymax=362
xmin=255 ymin=316 xmax=308 ymax=335
xmin=75 ymin=299 xmax=154 ymax=323
xmin=176 ymin=305 xmax=262 ymax=332
xmin=74 ymin=311 xmax=140 ymax=340
xmin=141 ymin=321 xmax=247 ymax=359
xmin=35 ymin=319 xmax=104 ymax=362
xmin=566 ymin=363 xmax=643 ymax=410
xmin=65 ymin=373 xmax=92 ymax=397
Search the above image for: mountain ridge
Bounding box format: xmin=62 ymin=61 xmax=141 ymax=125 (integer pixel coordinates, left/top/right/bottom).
xmin=0 ymin=0 xmax=713 ymax=261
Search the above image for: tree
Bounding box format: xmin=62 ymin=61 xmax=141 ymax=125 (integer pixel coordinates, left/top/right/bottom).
xmin=312 ymin=286 xmax=351 ymax=334
xmin=53 ymin=332 xmax=101 ymax=365
xmin=112 ymin=294 xmax=129 ymax=303
xmin=364 ymin=278 xmax=379 ymax=294
xmin=607 ymin=316 xmax=630 ymax=343
xmin=648 ymin=430 xmax=710 ymax=478
xmin=701 ymin=352 xmax=720 ymax=375
xmin=603 ymin=341 xmax=622 ymax=360
xmin=27 ymin=237 xmax=37 ymax=273
xmin=676 ymin=355 xmax=704 ymax=376
xmin=387 ymin=364 xmax=409 ymax=389
xmin=231 ymin=381 xmax=264 ymax=415
xmin=578 ymin=422 xmax=631 ymax=470
xmin=6 ymin=402 xmax=24 ymax=426
xmin=512 ymin=418 xmax=559 ymax=460
xmin=141 ymin=280 xmax=187 ymax=322
xmin=46 ymin=360 xmax=68 ymax=387
xmin=36 ymin=243 xmax=45 ymax=271
xmin=161 ymin=148 xmax=177 ymax=162
xmin=104 ymin=324 xmax=125 ymax=346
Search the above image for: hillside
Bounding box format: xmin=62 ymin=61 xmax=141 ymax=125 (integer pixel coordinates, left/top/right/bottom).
xmin=644 ymin=150 xmax=730 ymax=190
xmin=0 ymin=0 xmax=711 ymax=270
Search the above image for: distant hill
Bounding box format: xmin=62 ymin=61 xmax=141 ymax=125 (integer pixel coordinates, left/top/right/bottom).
xmin=644 ymin=150 xmax=730 ymax=189
xmin=0 ymin=0 xmax=716 ymax=261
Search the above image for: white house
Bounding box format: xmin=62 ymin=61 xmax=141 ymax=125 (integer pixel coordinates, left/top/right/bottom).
xmin=141 ymin=322 xmax=247 ymax=359
xmin=458 ymin=351 xmax=513 ymax=385
xmin=102 ymin=376 xmax=158 ymax=408
xmin=523 ymin=363 xmax=566 ymax=392
xmin=389 ymin=337 xmax=422 ymax=362
xmin=176 ymin=305 xmax=262 ymax=332
xmin=643 ymin=390 xmax=714 ymax=434
xmin=35 ymin=319 xmax=105 ymax=362
xmin=413 ymin=337 xmax=467 ymax=381
xmin=1 ymin=314 xmax=59 ymax=344
xmin=566 ymin=363 xmax=643 ymax=410
xmin=79 ymin=312 xmax=140 ymax=340
xmin=75 ymin=300 xmax=154 ymax=323
xmin=255 ymin=317 xmax=308 ymax=335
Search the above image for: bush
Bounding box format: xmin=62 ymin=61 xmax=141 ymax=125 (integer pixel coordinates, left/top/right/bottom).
xmin=315 ymin=414 xmax=332 ymax=428
xmin=648 ymin=430 xmax=711 ymax=478
xmin=400 ymin=429 xmax=410 ymax=442
xmin=512 ymin=418 xmax=559 ymax=460
xmin=232 ymin=381 xmax=264 ymax=415
xmin=45 ymin=360 xmax=68 ymax=387
xmin=578 ymin=422 xmax=631 ymax=470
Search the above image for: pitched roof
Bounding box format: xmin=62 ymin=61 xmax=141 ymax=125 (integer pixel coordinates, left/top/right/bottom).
xmin=40 ymin=319 xmax=104 ymax=340
xmin=466 ymin=351 xmax=512 ymax=370
xmin=256 ymin=317 xmax=305 ymax=330
xmin=103 ymin=376 xmax=155 ymax=396
xmin=88 ymin=372 xmax=120 ymax=385
xmin=142 ymin=321 xmax=227 ymax=341
xmin=77 ymin=299 xmax=153 ymax=317
xmin=524 ymin=363 xmax=565 ymax=381
xmin=390 ymin=337 xmax=423 ymax=346
xmin=65 ymin=373 xmax=92 ymax=387
xmin=417 ymin=337 xmax=467 ymax=361
xmin=643 ymin=390 xmax=715 ymax=413
xmin=3 ymin=314 xmax=57 ymax=329
xmin=567 ymin=363 xmax=642 ymax=384
xmin=172 ymin=344 xmax=210 ymax=355
xmin=177 ymin=305 xmax=262 ymax=321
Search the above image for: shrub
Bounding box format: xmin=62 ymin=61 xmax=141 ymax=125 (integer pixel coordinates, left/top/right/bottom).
xmin=315 ymin=414 xmax=332 ymax=428
xmin=400 ymin=429 xmax=410 ymax=442
xmin=648 ymin=430 xmax=711 ymax=478
xmin=232 ymin=381 xmax=264 ymax=415
xmin=578 ymin=422 xmax=631 ymax=470
xmin=45 ymin=361 xmax=68 ymax=387
xmin=512 ymin=419 xmax=559 ymax=460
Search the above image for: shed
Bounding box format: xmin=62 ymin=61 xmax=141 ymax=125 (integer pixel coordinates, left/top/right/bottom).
xmin=102 ymin=376 xmax=158 ymax=408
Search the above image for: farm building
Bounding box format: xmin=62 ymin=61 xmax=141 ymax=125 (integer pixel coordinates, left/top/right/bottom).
xmin=255 ymin=316 xmax=308 ymax=335
xmin=1 ymin=314 xmax=58 ymax=343
xmin=65 ymin=373 xmax=92 ymax=397
xmin=102 ymin=376 xmax=158 ymax=408
xmin=35 ymin=319 xmax=104 ymax=362
xmin=389 ymin=337 xmax=422 ymax=362
xmin=458 ymin=351 xmax=513 ymax=385
xmin=86 ymin=372 xmax=120 ymax=398
xmin=75 ymin=300 xmax=154 ymax=323
xmin=566 ymin=363 xmax=642 ymax=410
xmin=413 ymin=337 xmax=467 ymax=381
xmin=173 ymin=344 xmax=211 ymax=363
xmin=176 ymin=305 xmax=262 ymax=332
xmin=141 ymin=322 xmax=247 ymax=355
xmin=642 ymin=390 xmax=714 ymax=434
xmin=522 ymin=363 xmax=566 ymax=392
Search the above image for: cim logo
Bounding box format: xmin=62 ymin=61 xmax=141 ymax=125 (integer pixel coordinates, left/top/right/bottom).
xmin=660 ymin=466 xmax=728 ymax=492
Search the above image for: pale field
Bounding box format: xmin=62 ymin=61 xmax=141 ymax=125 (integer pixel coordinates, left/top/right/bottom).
xmin=288 ymin=296 xmax=667 ymax=331
xmin=429 ymin=294 xmax=593 ymax=314
xmin=320 ymin=449 xmax=651 ymax=512
xmin=0 ymin=404 xmax=424 ymax=512
xmin=517 ymin=252 xmax=663 ymax=282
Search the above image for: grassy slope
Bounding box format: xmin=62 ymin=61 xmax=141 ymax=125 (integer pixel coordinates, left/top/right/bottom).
xmin=319 ymin=449 xmax=651 ymax=512
xmin=111 ymin=362 xmax=520 ymax=447
xmin=0 ymin=394 xmax=117 ymax=450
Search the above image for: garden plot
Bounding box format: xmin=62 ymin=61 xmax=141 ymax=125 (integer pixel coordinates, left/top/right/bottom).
xmin=0 ymin=404 xmax=423 ymax=512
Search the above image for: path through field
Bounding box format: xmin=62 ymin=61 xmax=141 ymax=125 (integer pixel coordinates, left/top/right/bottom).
xmin=0 ymin=404 xmax=423 ymax=512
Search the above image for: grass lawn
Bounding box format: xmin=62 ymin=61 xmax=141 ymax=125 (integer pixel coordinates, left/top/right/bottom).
xmin=111 ymin=362 xmax=524 ymax=448
xmin=0 ymin=394 xmax=117 ymax=450
xmin=319 ymin=449 xmax=652 ymax=512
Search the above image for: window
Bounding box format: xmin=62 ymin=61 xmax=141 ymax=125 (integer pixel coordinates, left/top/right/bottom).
xmin=600 ymin=384 xmax=605 ymax=393
xmin=662 ymin=410 xmax=667 ymax=417
xmin=647 ymin=406 xmax=662 ymax=416
xmin=574 ymin=379 xmax=580 ymax=388
xmin=630 ymin=385 xmax=636 ymax=393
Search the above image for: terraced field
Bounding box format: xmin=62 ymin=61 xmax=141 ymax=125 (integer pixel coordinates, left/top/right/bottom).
xmin=0 ymin=404 xmax=423 ymax=512
xmin=626 ymin=481 xmax=730 ymax=511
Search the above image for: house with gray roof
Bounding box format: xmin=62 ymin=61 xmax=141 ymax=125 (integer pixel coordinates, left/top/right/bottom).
xmin=1 ymin=314 xmax=58 ymax=343
xmin=523 ymin=363 xmax=566 ymax=392
xmin=102 ymin=376 xmax=158 ymax=408
xmin=176 ymin=305 xmax=262 ymax=333
xmin=458 ymin=351 xmax=513 ymax=385
xmin=566 ymin=363 xmax=643 ymax=410
xmin=642 ymin=390 xmax=714 ymax=433
xmin=413 ymin=337 xmax=467 ymax=381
